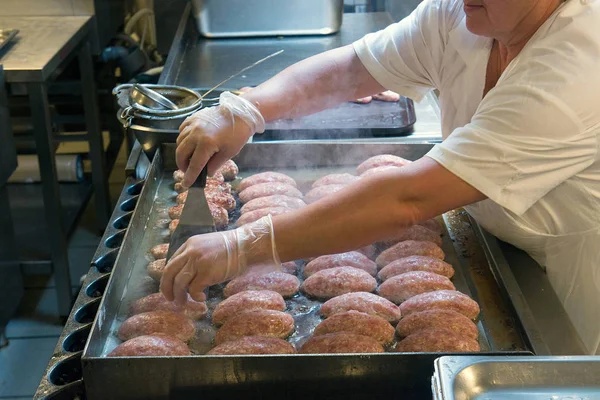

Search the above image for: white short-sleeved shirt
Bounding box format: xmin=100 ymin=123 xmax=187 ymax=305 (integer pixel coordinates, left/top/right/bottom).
xmin=354 ymin=0 xmax=600 ymax=354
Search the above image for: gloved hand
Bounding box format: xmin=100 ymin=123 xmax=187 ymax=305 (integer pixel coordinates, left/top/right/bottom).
xmin=176 ymin=91 xmax=265 ymax=187
xmin=160 ymin=215 xmax=280 ymax=305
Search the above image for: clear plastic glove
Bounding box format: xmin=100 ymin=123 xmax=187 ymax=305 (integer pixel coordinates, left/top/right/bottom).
xmin=160 ymin=215 xmax=280 ymax=305
xmin=176 ymin=91 xmax=265 ymax=187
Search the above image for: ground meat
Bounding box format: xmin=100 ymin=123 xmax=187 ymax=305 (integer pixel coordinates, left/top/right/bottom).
xmin=208 ymin=336 xmax=296 ymax=355
xmin=147 ymin=258 xmax=166 ymax=282
xmin=173 ymin=170 xmax=185 ymax=182
xmin=130 ymin=293 xmax=208 ymax=320
xmin=381 ymin=225 xmax=443 ymax=247
xmin=174 ymin=178 xmax=228 ymax=194
xmin=212 ymin=290 xmax=286 ymax=326
xmin=395 ymin=309 xmax=479 ymax=339
xmin=117 ymin=311 xmax=196 ymax=342
xmin=304 ymin=184 xmax=345 ymax=204
xmin=376 ymin=240 xmax=445 ymax=267
xmin=224 ymin=271 xmax=300 ymax=298
xmin=320 ymin=292 xmax=402 ymax=323
xmin=378 ymin=256 xmax=454 ymax=282
xmin=177 ymin=191 xmax=237 ymax=212
xmin=358 ymin=244 xmax=378 ymax=260
xmin=209 ymin=171 xmax=225 ymax=184
xmin=282 ymin=261 xmax=297 ymax=275
xmin=168 ymin=204 xmax=183 ymax=219
xmin=304 ymin=252 xmax=377 ymax=277
xmin=400 ymin=290 xmax=481 ymax=320
xmin=377 ymin=271 xmax=456 ymax=304
xmin=313 ymin=310 xmax=395 ymax=345
xmin=419 ymin=218 xmax=443 ymax=235
xmin=240 ymin=195 xmax=306 ymax=214
xmin=395 ymin=328 xmax=480 ymax=353
xmin=239 ymin=183 xmax=303 ymax=204
xmin=235 ymin=207 xmax=293 ymax=227
xmin=169 ymin=219 xmax=179 ymax=234
xmin=214 ymin=309 xmax=295 ymax=345
xmin=356 ymin=154 xmax=411 ymax=175
xmin=300 ymin=332 xmax=384 ymax=354
xmin=238 ymin=172 xmax=297 ymax=192
xmin=108 ymin=335 xmax=190 ymax=357
xmin=360 ymin=165 xmax=402 ymax=178
xmin=301 ymin=266 xmax=377 ymax=299
xmin=216 ymin=160 xmax=239 ymax=181
xmin=312 ymin=173 xmax=360 ymax=188
xmin=174 ymin=182 xmax=187 ymax=193
xmin=150 ymin=244 xmax=169 ymax=259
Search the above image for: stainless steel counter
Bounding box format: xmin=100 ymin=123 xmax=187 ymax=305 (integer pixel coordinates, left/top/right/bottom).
xmin=159 ymin=6 xmax=442 ymax=141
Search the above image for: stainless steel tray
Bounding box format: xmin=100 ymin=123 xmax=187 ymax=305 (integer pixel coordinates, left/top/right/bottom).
xmin=77 ymin=142 xmax=533 ymax=399
xmin=432 ymin=355 xmax=600 ymax=400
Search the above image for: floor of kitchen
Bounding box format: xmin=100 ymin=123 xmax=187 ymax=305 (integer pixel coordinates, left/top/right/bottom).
xmin=0 ymin=143 xmax=128 ymax=399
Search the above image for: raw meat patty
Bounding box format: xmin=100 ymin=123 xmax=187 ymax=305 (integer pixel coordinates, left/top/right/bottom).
xmin=419 ymin=218 xmax=443 ymax=235
xmin=378 ymin=256 xmax=455 ymax=281
xmin=212 ymin=290 xmax=286 ymax=326
xmin=216 ymin=160 xmax=239 ymax=181
xmin=224 ymin=271 xmax=300 ymax=298
xmin=395 ymin=328 xmax=480 ymax=352
xmin=150 ymin=244 xmax=169 ymax=259
xmin=304 ymin=184 xmax=345 ymax=204
xmin=312 ymin=173 xmax=360 ymax=188
xmin=239 ymin=183 xmax=303 ymax=204
xmin=304 ymin=252 xmax=377 ymax=277
xmin=382 ymin=225 xmax=443 ymax=247
xmin=320 ymin=292 xmax=402 ymax=323
xmin=313 ymin=310 xmax=395 ymax=345
xmin=147 ymin=258 xmax=166 ymax=282
xmin=377 ymin=271 xmax=456 ymax=304
xmin=174 ymin=178 xmax=229 ymax=194
xmin=358 ymin=244 xmax=378 ymax=260
xmin=118 ymin=311 xmax=196 ymax=342
xmin=238 ymin=172 xmax=297 ymax=192
xmin=400 ymin=290 xmax=480 ymax=320
xmin=236 ymin=207 xmax=293 ymax=227
xmin=208 ymin=336 xmax=296 ymax=355
xmin=300 ymin=332 xmax=384 ymax=354
xmin=376 ymin=240 xmax=445 ymax=267
xmin=356 ymin=154 xmax=411 ymax=175
xmin=301 ymin=267 xmax=377 ymax=299
xmin=108 ymin=335 xmax=190 ymax=357
xmin=282 ymin=261 xmax=297 ymax=275
xmin=176 ymin=190 xmax=236 ymax=211
xmin=240 ymin=195 xmax=306 ymax=214
xmin=360 ymin=165 xmax=402 ymax=178
xmin=396 ymin=309 xmax=479 ymax=339
xmin=173 ymin=169 xmax=224 ymax=184
xmin=131 ymin=293 xmax=208 ymax=320
xmin=214 ymin=309 xmax=295 ymax=345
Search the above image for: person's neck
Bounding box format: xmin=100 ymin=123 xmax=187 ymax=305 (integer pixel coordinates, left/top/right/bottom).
xmin=496 ymin=0 xmax=563 ymax=65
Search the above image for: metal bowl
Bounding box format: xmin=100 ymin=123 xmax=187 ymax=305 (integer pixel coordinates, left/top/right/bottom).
xmin=130 ymin=84 xmax=179 ymax=111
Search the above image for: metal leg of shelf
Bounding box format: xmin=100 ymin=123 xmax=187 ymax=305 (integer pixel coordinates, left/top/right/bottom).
xmin=79 ymin=38 xmax=110 ymax=232
xmin=28 ymin=82 xmax=73 ymax=317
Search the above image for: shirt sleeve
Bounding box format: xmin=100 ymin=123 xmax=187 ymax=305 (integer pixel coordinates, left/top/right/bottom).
xmin=426 ymin=78 xmax=599 ymax=215
xmin=352 ymin=0 xmax=462 ymax=102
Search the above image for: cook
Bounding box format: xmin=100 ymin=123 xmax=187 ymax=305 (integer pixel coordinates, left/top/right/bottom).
xmin=161 ymin=0 xmax=600 ymax=354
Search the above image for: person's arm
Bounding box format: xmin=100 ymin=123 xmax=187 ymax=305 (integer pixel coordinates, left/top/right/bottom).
xmin=162 ymin=157 xmax=486 ymax=304
xmin=241 ymin=45 xmax=386 ymax=121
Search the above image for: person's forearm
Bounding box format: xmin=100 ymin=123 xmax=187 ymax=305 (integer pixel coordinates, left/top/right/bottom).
xmin=241 ymin=45 xmax=385 ymax=122
xmin=271 ymin=158 xmax=486 ymax=262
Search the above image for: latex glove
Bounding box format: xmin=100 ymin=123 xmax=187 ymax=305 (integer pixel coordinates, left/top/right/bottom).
xmin=176 ymin=91 xmax=265 ymax=187
xmin=354 ymin=90 xmax=400 ymax=104
xmin=160 ymin=215 xmax=280 ymax=304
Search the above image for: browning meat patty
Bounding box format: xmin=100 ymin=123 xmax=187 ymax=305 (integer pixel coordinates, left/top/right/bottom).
xmin=118 ymin=311 xmax=196 ymax=342
xmin=356 ymin=154 xmax=411 ymax=175
xmin=150 ymin=244 xmax=169 ymax=259
xmin=395 ymin=328 xmax=480 ymax=352
xmin=395 ymin=309 xmax=479 ymax=339
xmin=147 ymin=258 xmax=166 ymax=282
xmin=214 ymin=309 xmax=295 ymax=345
xmin=216 ymin=160 xmax=239 ymax=181
xmin=377 ymin=256 xmax=455 ymax=281
xmin=320 ymin=292 xmax=402 ymax=323
xmin=381 ymin=225 xmax=443 ymax=247
xmin=304 ymin=252 xmax=377 ymax=277
xmin=300 ymin=332 xmax=384 ymax=354
xmin=224 ymin=271 xmax=300 ymax=298
xmin=312 ymin=173 xmax=360 ymax=188
xmin=376 ymin=240 xmax=445 ymax=267
xmin=313 ymin=310 xmax=395 ymax=345
xmin=399 ymin=290 xmax=480 ymax=320
xmin=238 ymin=172 xmax=297 ymax=192
xmin=108 ymin=335 xmax=190 ymax=357
xmin=131 ymin=293 xmax=207 ymax=320
xmin=208 ymin=336 xmax=296 ymax=355
xmin=301 ymin=267 xmax=377 ymax=299
xmin=212 ymin=290 xmax=286 ymax=326
xmin=239 ymin=183 xmax=303 ymax=203
xmin=377 ymin=271 xmax=456 ymax=304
